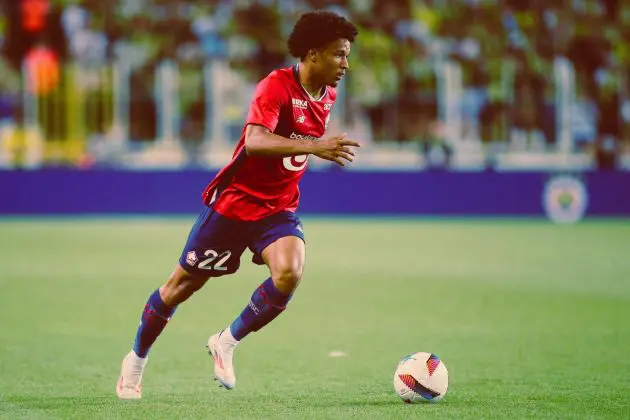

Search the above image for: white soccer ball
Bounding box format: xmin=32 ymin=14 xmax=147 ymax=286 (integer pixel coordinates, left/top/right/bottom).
xmin=393 ymin=352 xmax=448 ymax=403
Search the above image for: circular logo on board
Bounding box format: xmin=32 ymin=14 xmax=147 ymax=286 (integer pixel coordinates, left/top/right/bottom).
xmin=542 ymin=175 xmax=588 ymax=224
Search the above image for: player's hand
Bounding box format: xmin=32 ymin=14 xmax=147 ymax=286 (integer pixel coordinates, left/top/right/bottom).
xmin=312 ymin=133 xmax=360 ymax=167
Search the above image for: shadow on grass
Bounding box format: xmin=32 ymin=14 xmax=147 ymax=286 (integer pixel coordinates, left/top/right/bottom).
xmin=337 ymin=399 xmax=409 ymax=408
xmin=302 ymin=394 xmax=453 ymax=409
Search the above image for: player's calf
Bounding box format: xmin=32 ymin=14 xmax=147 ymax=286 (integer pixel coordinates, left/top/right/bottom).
xmin=223 ymin=236 xmax=304 ymax=342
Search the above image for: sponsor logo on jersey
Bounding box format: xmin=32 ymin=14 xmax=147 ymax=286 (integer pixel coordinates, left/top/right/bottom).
xmin=296 ymin=115 xmax=306 ymax=124
xmin=289 ymin=132 xmax=318 ymax=140
xmin=324 ymin=103 xmax=333 ymax=111
xmin=292 ymin=98 xmax=308 ymax=109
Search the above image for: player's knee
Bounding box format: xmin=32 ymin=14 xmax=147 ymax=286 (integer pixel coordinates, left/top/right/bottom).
xmin=271 ymin=262 xmax=303 ymax=294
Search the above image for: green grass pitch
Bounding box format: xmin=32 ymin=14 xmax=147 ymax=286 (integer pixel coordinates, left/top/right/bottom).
xmin=1 ymin=218 xmax=629 ymax=419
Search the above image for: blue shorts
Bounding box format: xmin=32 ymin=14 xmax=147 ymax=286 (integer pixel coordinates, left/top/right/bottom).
xmin=179 ymin=205 xmax=305 ymax=277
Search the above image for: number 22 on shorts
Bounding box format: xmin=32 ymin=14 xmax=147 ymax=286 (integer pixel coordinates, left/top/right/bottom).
xmin=198 ymin=249 xmax=232 ymax=271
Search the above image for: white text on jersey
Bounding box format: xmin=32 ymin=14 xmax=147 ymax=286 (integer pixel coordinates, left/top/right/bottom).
xmin=292 ymin=98 xmax=308 ymax=109
xmin=289 ymin=132 xmax=318 ymax=140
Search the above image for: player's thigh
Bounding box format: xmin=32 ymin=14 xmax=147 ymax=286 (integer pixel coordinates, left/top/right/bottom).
xmin=249 ymin=211 xmax=306 ymax=275
xmin=179 ymin=205 xmax=248 ymax=277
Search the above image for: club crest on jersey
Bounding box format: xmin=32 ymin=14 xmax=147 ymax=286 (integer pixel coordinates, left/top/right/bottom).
xmin=292 ymin=98 xmax=308 ymax=109
xmin=186 ymin=251 xmax=198 ymax=266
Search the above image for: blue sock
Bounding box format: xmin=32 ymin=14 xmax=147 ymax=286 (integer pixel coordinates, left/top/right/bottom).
xmin=230 ymin=277 xmax=291 ymax=341
xmin=133 ymin=289 xmax=176 ymax=358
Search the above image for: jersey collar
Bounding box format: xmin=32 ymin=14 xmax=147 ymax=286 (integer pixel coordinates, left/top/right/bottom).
xmin=293 ymin=64 xmax=327 ymax=102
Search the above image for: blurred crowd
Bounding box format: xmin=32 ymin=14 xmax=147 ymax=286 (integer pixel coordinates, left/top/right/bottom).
xmin=1 ymin=0 xmax=629 ymax=168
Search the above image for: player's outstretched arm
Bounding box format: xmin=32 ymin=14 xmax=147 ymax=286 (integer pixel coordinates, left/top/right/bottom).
xmin=245 ymin=125 xmax=360 ymax=166
xmin=245 ymin=124 xmax=317 ymax=157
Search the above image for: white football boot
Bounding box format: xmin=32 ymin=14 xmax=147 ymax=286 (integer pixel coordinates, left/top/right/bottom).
xmin=207 ymin=329 xmax=239 ymax=390
xmin=116 ymin=351 xmax=148 ymax=399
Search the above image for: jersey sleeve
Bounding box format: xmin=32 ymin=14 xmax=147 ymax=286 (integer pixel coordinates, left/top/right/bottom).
xmin=245 ymin=75 xmax=285 ymax=132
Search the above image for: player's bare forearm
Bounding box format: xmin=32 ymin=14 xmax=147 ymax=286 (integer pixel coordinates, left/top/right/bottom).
xmin=245 ymin=125 xmax=316 ymax=157
xmin=245 ymin=124 xmax=360 ymax=166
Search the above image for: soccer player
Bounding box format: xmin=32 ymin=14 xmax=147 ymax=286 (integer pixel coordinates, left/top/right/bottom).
xmin=117 ymin=10 xmax=359 ymax=399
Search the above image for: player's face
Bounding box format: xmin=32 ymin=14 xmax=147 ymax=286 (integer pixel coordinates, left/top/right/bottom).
xmin=316 ymin=38 xmax=351 ymax=87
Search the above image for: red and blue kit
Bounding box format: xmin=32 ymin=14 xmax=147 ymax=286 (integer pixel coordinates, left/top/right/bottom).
xmin=179 ymin=65 xmax=335 ymax=275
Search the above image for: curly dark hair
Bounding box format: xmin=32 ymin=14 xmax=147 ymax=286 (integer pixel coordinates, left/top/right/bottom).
xmin=287 ymin=11 xmax=359 ymax=60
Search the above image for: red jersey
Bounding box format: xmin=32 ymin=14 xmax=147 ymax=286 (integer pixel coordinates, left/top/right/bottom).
xmin=202 ymin=65 xmax=336 ymax=221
